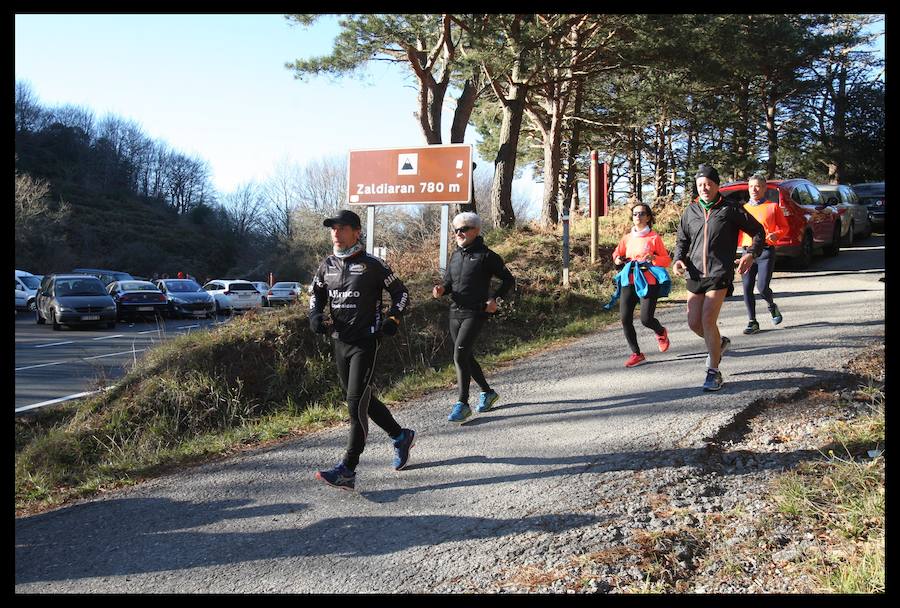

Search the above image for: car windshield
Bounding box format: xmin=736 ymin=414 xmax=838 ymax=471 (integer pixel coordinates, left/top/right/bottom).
xmin=228 ymin=283 xmax=257 ymax=291
xmin=273 ymin=282 xmax=296 ymax=288
xmin=164 ymin=280 xmax=202 ymax=292
xmin=119 ymin=281 xmax=158 ymax=291
xmin=57 ymin=279 xmax=107 ymax=296
xmin=19 ymin=275 xmax=41 ymax=289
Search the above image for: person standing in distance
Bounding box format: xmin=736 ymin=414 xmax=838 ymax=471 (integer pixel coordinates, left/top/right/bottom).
xmin=433 ymin=212 xmax=515 ymax=422
xmin=672 ymin=164 xmax=765 ymax=391
xmin=612 ymin=202 xmax=673 ymax=367
xmin=739 ymin=174 xmax=789 ymax=334
xmin=309 ymin=209 xmax=415 ymax=490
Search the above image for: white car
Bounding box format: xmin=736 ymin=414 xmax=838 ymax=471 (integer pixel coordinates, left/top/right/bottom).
xmin=202 ymin=279 xmax=262 ymax=314
xmin=267 ymin=281 xmax=301 ymax=306
xmin=250 ymin=281 xmax=271 ymax=306
xmin=15 ymin=270 xmax=41 ymax=311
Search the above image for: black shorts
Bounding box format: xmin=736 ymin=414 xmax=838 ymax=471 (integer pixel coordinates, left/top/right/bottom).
xmin=686 ymin=275 xmax=733 ymax=295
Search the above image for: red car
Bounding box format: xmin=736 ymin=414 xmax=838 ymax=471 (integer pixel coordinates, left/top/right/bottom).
xmin=720 ymin=178 xmax=841 ymax=268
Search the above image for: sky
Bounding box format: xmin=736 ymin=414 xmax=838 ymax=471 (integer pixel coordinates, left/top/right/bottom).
xmin=14 ymin=14 xmax=518 ymax=198
xmin=15 ymin=14 xmax=884 ymax=211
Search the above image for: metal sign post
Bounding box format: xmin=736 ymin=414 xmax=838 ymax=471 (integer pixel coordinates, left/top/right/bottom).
xmin=366 ymin=206 xmax=375 ymax=254
xmin=561 ymin=203 xmax=570 ymax=287
xmin=439 ymin=205 xmax=449 ymax=272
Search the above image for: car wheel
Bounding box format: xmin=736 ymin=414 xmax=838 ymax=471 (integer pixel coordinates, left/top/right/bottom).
xmin=862 ymin=220 xmax=872 ymax=239
xmin=35 ymin=307 xmax=45 ymax=325
xmin=794 ymin=231 xmax=814 ymax=269
xmin=107 ymin=321 xmax=116 ymax=329
xmin=842 ymin=221 xmax=854 ymax=247
xmin=50 ymin=309 xmax=61 ymax=331
xmin=27 ymin=298 xmax=36 ymax=312
xmin=824 ymin=224 xmax=841 ymax=256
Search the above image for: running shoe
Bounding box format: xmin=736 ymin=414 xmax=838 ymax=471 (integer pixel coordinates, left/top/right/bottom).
xmin=315 ymin=463 xmax=356 ymax=490
xmin=476 ymin=390 xmax=499 ymax=413
xmin=448 ymin=401 xmax=472 ymax=422
xmin=656 ymin=327 xmax=670 ymax=352
xmin=705 ymin=336 xmax=731 ymax=369
xmin=392 ymin=428 xmax=416 ymax=470
xmin=743 ymin=320 xmax=760 ymax=335
xmin=770 ymin=303 xmax=783 ymax=325
xmin=702 ymin=369 xmax=724 ymax=392
xmin=625 ymin=352 xmax=646 ymax=367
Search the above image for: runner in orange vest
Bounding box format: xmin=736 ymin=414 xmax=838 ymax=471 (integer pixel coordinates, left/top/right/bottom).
xmin=738 ymin=174 xmax=790 ymax=334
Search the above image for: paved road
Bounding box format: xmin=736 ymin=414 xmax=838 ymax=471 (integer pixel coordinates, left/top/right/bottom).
xmin=14 ymin=311 xmax=259 ymax=413
xmin=14 ymin=237 xmax=884 ymax=593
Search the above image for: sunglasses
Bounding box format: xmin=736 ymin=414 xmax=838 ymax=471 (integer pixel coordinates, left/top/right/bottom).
xmin=632 ymin=211 xmax=648 ymax=217
xmin=453 ymin=226 xmax=474 ymax=234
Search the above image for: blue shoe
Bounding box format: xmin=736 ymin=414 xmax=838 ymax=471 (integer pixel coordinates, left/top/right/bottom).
xmin=448 ymin=401 xmax=472 ymax=422
xmin=392 ymin=428 xmax=416 ymax=470
xmin=702 ymin=369 xmax=724 ymax=392
xmin=770 ymin=304 xmax=783 ymax=325
xmin=315 ymin=463 xmax=356 ymax=490
xmin=476 ymin=390 xmax=499 ymax=413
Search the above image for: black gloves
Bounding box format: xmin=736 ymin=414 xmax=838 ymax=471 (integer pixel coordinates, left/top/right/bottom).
xmin=380 ymin=316 xmax=400 ymax=337
xmin=309 ymin=313 xmax=327 ymax=334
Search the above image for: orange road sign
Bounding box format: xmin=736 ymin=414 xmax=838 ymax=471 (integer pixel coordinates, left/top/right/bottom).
xmin=347 ymin=144 xmax=473 ymax=205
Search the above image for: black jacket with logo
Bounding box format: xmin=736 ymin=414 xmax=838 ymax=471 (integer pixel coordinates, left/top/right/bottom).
xmin=673 ymin=196 xmax=765 ymax=282
xmin=441 ymin=236 xmax=515 ymax=318
xmin=309 ymin=251 xmax=410 ymax=343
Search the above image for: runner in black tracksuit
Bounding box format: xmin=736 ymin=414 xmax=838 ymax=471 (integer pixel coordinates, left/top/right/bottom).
xmin=433 ymin=212 xmax=515 ymax=423
xmin=673 ymin=164 xmax=765 ymax=392
xmin=309 ymin=209 xmax=415 ymax=490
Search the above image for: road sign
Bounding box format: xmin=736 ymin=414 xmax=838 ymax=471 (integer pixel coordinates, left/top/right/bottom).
xmin=347 ymin=144 xmax=472 ymax=205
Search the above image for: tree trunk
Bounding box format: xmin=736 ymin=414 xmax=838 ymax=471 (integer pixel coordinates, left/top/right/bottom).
xmin=831 ymin=61 xmax=847 ymax=184
xmin=734 ymin=81 xmax=751 ymax=180
xmin=490 ymin=81 xmax=525 ymax=228
xmin=452 ymin=77 xmax=482 ymax=215
xmin=539 ymin=109 xmax=564 ymax=228
xmin=765 ymin=92 xmax=778 ymax=179
xmin=562 ymin=79 xmax=584 ymax=214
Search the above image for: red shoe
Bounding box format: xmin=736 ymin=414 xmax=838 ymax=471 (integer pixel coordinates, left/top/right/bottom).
xmin=656 ymin=327 xmax=670 ymax=352
xmin=625 ymin=353 xmax=646 ymax=367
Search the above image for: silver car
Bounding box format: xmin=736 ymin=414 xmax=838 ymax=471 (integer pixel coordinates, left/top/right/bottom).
xmin=267 ymin=281 xmax=301 ymax=306
xmin=816 ymin=184 xmax=873 ymax=245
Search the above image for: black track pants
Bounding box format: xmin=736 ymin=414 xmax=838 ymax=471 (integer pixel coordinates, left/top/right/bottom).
xmin=742 ymin=247 xmax=776 ymax=320
xmin=333 ymin=337 xmax=402 ymax=471
xmin=619 ymin=284 xmax=664 ymax=354
xmin=449 ymin=315 xmax=491 ymax=404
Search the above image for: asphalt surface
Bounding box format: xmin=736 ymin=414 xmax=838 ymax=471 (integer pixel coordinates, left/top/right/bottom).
xmin=14 ymin=236 xmax=884 ymax=593
xmin=14 ymin=311 xmax=258 ymax=413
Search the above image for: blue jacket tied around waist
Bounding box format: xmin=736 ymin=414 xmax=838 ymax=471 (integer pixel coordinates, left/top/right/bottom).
xmin=602 ymin=261 xmax=672 ymax=311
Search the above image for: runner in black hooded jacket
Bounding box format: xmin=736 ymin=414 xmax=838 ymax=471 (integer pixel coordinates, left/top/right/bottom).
xmin=433 ymin=212 xmax=515 ymax=422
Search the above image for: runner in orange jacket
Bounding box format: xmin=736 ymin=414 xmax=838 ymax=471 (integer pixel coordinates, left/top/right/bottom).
xmin=612 ymin=202 xmax=673 ymax=367
xmin=738 ymin=174 xmax=790 ymax=334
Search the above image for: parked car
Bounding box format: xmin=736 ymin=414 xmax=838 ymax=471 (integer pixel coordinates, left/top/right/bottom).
xmin=15 ymin=270 xmax=41 ymax=311
xmin=72 ymin=268 xmax=135 ymax=288
xmin=35 ymin=274 xmax=117 ymax=330
xmin=267 ymin=281 xmax=301 ymax=306
xmin=851 ymin=182 xmax=885 ymax=232
xmin=816 ymin=184 xmax=872 ymax=245
xmin=251 ymin=281 xmax=271 ymax=307
xmin=202 ymin=279 xmax=263 ymax=314
xmin=720 ymin=178 xmax=841 ymax=268
xmin=106 ymin=280 xmax=169 ymax=321
xmin=155 ymin=278 xmax=216 ymax=319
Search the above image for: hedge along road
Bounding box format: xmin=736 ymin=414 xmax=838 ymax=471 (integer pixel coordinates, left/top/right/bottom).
xmin=15 ymin=236 xmax=884 ymax=593
xmin=14 ymin=311 xmax=255 ymax=414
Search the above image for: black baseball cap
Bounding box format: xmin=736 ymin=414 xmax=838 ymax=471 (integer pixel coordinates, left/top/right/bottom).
xmin=323 ymin=209 xmax=361 ymax=229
